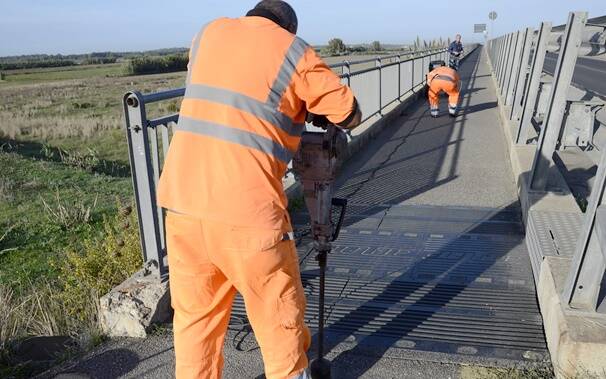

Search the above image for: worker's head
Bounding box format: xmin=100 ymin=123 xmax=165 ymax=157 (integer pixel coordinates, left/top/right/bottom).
xmin=246 ymin=1 xmax=298 ymax=34
xmin=455 ymin=34 xmax=462 ymax=42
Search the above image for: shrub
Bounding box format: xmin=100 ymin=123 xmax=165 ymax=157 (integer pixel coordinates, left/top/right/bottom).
xmin=371 ymin=41 xmax=383 ymax=51
xmin=322 ymin=38 xmax=348 ymax=56
xmin=57 ymin=204 xmax=142 ymax=321
xmin=123 ymin=54 xmax=188 ymax=75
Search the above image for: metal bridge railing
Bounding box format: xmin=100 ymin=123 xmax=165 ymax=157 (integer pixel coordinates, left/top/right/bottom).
xmin=122 ymin=45 xmax=476 ymax=278
xmin=486 ymin=12 xmax=606 ymax=315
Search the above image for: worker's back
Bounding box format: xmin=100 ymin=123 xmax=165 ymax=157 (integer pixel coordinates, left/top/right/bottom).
xmin=427 ymin=65 xmax=460 ymax=85
xmin=158 ymin=16 xmax=353 ymax=230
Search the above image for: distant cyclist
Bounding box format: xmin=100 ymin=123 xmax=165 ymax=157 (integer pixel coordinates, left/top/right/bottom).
xmin=448 ymin=34 xmax=464 ymax=70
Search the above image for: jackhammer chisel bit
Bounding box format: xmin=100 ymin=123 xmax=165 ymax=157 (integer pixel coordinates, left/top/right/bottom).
xmin=292 ymin=121 xmax=348 ymax=379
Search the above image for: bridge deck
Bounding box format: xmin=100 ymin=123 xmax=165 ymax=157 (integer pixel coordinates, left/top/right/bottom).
xmin=54 ymin=48 xmax=548 ymax=378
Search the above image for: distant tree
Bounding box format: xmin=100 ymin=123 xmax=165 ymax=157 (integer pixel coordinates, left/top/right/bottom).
xmin=323 ymin=38 xmax=348 ymax=56
xmin=0 ymin=71 xmax=4 ymax=81
xmin=414 ymin=36 xmax=422 ymax=51
xmin=371 ymin=41 xmax=383 ymax=51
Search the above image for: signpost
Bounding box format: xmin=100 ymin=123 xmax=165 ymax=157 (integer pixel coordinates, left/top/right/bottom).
xmin=474 ymin=24 xmax=487 ymax=33
xmin=489 ymin=11 xmax=498 ymax=39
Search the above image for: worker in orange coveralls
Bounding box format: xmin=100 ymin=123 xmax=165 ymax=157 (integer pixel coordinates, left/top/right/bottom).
xmin=156 ymin=1 xmax=362 ymax=378
xmin=426 ymin=63 xmax=461 ymax=118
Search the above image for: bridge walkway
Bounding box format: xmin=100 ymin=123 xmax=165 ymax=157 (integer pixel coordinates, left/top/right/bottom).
xmin=51 ymin=48 xmax=548 ymax=379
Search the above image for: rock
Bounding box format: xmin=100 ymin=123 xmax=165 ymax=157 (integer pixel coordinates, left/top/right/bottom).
xmin=99 ymin=261 xmax=171 ymax=338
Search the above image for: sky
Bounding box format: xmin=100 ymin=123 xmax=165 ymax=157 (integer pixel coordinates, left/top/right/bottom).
xmin=1 ymin=1 xmax=605 ymax=56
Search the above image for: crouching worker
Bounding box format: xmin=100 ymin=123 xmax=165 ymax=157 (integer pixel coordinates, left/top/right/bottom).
xmin=156 ymin=1 xmax=362 ymax=378
xmin=426 ymin=64 xmax=461 ymax=118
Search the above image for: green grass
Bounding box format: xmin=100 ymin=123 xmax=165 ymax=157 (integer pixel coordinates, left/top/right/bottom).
xmin=0 ymin=64 xmax=123 ymax=85
xmin=0 ymin=148 xmax=132 ymax=290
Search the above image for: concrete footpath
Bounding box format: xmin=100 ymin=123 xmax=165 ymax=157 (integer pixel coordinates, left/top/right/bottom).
xmin=45 ymin=48 xmax=550 ymax=379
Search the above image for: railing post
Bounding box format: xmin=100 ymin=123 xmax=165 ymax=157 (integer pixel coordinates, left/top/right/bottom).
xmin=529 ymin=12 xmax=588 ymax=190
xmin=376 ymin=57 xmax=382 ymax=115
xmin=564 ymin=148 xmax=606 ymax=312
xmin=397 ymin=55 xmax=402 ymax=98
xmin=516 ymin=22 xmax=552 ymax=144
xmin=499 ymin=33 xmax=513 ymax=90
xmin=123 ymin=92 xmax=166 ymax=279
xmin=343 ymin=60 xmax=351 ymax=87
xmin=504 ymin=30 xmax=524 ymax=105
xmin=510 ymin=28 xmax=534 ymax=120
xmin=502 ymin=31 xmax=520 ymax=99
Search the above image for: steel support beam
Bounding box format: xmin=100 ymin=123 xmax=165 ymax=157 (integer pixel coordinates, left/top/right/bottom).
xmin=530 ymin=12 xmax=588 ymax=190
xmin=510 ymin=28 xmax=535 ymax=120
xmin=506 ymin=29 xmax=530 ymax=108
xmin=123 ymin=91 xmax=166 ymax=278
xmin=516 ymin=22 xmax=552 ymax=143
xmin=565 ymin=148 xmax=606 ymax=312
xmin=502 ymin=32 xmax=520 ymax=100
xmin=499 ymin=34 xmax=514 ymax=90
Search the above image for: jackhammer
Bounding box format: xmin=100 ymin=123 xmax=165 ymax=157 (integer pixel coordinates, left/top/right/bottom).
xmin=292 ymin=119 xmax=348 ymax=379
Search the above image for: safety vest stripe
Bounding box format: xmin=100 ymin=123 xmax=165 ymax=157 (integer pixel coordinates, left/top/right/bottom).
xmin=185 ymin=84 xmax=305 ymax=137
xmin=186 ymin=23 xmax=209 ymax=86
xmin=433 ymin=74 xmax=456 ymax=83
xmin=266 ymin=37 xmax=309 ymax=107
xmin=177 ymin=116 xmax=293 ymax=163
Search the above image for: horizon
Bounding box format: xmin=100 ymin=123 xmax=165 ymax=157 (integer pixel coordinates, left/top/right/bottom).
xmin=1 ymin=1 xmax=605 ymax=56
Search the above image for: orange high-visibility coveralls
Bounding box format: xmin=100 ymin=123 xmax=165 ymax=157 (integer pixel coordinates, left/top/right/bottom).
xmin=157 ymin=16 xmax=356 ymax=379
xmin=426 ymin=66 xmax=461 ymax=116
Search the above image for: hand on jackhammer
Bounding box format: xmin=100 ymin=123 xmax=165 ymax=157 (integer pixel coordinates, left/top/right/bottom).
xmin=306 ymin=112 xmax=331 ymax=129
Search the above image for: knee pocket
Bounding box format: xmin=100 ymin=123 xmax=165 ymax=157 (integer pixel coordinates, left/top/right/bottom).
xmin=274 ymin=271 xmax=306 ymax=330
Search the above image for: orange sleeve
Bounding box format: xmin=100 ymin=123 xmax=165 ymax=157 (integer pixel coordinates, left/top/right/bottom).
xmin=292 ymin=47 xmax=356 ymax=124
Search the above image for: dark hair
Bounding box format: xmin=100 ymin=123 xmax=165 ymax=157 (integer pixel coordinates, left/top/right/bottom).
xmin=246 ymin=0 xmax=298 ymax=34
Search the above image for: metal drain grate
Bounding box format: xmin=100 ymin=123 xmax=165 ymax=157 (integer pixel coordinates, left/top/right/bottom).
xmin=230 ymin=205 xmax=547 ymax=362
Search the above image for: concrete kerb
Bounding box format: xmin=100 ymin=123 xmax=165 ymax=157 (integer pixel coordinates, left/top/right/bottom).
xmin=101 ymin=48 xmax=477 ymax=339
xmin=484 ymin=47 xmax=606 ymax=378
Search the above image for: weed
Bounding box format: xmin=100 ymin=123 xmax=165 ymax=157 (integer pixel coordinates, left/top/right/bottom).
xmin=0 ymin=177 xmax=15 ymax=203
xmin=57 ymin=204 xmax=142 ymax=321
xmin=41 ymin=189 xmax=98 ymax=230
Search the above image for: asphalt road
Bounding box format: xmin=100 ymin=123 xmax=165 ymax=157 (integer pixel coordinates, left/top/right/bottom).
xmin=544 ymin=53 xmax=606 ymax=96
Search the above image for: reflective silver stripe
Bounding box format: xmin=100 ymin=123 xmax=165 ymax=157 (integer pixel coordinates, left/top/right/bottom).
xmin=185 ymin=84 xmax=304 ymax=136
xmin=434 ymin=74 xmax=456 ymax=83
xmin=177 ymin=116 xmax=293 ymax=163
xmin=266 ymin=37 xmax=309 ymax=106
xmin=186 ymin=23 xmax=209 ymax=86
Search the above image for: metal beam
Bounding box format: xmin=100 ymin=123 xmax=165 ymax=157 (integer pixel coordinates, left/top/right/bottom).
xmin=516 ymin=22 xmax=552 ymax=143
xmin=565 ymin=148 xmax=606 ymax=312
xmin=123 ymin=91 xmax=167 ymax=278
xmin=510 ymin=28 xmax=534 ymax=120
xmin=530 ymin=12 xmax=588 ymax=190
xmin=503 ymin=32 xmax=521 ymax=100
xmin=506 ymin=28 xmax=531 ymax=109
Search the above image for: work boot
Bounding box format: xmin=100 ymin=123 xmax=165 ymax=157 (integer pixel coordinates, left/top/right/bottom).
xmin=430 ymin=108 xmax=439 ymax=118
xmin=448 ymin=105 xmax=457 ymax=117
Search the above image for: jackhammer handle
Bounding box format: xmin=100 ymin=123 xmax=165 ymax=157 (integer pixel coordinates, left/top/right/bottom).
xmin=331 ymin=198 xmax=348 ymax=241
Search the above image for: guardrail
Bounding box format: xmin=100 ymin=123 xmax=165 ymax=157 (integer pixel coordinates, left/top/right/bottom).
xmin=487 ymin=12 xmax=606 ymax=315
xmin=122 ymin=45 xmax=476 ymax=278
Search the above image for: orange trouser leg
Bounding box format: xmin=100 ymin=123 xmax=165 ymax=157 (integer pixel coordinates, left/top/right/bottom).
xmin=166 ymin=212 xmax=237 ymax=379
xmin=428 ymin=83 xmax=440 ymax=109
xmin=442 ymin=81 xmax=460 ymax=114
xmin=166 ymin=211 xmax=311 ymax=379
xmin=203 ymin=220 xmax=311 ymax=379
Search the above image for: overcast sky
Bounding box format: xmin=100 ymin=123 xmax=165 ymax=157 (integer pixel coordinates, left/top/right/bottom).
xmin=1 ymin=1 xmax=605 ymax=56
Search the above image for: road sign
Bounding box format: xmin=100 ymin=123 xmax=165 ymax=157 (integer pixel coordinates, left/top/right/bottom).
xmin=489 ymin=11 xmax=498 ymax=21
xmin=474 ymin=24 xmax=487 ymax=33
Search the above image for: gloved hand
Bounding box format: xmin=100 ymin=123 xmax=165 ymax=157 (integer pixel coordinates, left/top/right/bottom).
xmin=306 ymin=113 xmax=331 ymax=129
